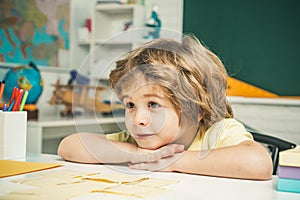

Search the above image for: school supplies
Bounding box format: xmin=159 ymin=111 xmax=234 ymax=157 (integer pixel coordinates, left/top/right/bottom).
xmin=277 ymin=146 xmax=300 ymax=193
xmin=1 ymin=83 xmax=28 ymax=112
xmin=12 ymin=89 xmax=24 ymax=111
xmin=0 ymin=168 xmax=177 ymax=199
xmin=19 ymin=90 xmax=29 ymax=111
xmin=0 ymin=80 xmax=5 ymax=100
xmin=0 ymin=111 xmax=27 ymax=159
xmin=2 ymin=103 xmax=7 ymax=111
xmin=0 ymin=160 xmax=61 ymax=178
xmin=279 ymin=146 xmax=300 ymax=167
xmin=7 ymin=99 xmax=15 ymax=111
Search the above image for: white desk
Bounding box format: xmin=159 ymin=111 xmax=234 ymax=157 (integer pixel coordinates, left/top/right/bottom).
xmin=27 ymin=115 xmax=125 ymax=154
xmin=1 ymin=154 xmax=300 ymax=200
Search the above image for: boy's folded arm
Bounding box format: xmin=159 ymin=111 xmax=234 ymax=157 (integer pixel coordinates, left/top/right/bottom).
xmin=57 ymin=132 xmax=138 ymax=164
xmin=57 ymin=133 xmax=184 ymax=164
xmin=171 ymin=140 xmax=273 ymax=180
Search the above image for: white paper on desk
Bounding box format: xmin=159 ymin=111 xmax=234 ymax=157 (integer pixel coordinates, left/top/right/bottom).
xmin=1 ymin=169 xmax=178 ymax=199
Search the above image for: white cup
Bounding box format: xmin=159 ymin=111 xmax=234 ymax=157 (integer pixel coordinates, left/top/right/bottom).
xmin=0 ymin=111 xmax=27 ymax=160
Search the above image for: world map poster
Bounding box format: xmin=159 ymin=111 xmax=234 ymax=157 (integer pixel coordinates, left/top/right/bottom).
xmin=0 ymin=0 xmax=70 ymax=67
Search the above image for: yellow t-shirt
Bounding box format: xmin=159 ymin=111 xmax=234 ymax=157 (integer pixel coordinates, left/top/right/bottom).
xmin=106 ymin=118 xmax=253 ymax=151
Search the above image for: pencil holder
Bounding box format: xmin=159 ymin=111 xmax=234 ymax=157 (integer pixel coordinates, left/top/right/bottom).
xmin=0 ymin=111 xmax=27 ymax=159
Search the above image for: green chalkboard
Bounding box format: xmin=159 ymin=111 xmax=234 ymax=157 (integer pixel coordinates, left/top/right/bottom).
xmin=183 ymin=0 xmax=300 ymax=96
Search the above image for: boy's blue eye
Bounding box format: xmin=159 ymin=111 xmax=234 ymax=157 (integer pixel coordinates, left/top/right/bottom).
xmin=148 ymin=101 xmax=160 ymax=109
xmin=125 ymin=102 xmax=135 ymax=109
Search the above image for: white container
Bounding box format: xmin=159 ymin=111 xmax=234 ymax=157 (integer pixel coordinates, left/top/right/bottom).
xmin=0 ymin=111 xmax=27 ymax=159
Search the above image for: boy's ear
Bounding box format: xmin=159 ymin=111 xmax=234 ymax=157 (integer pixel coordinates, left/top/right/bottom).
xmin=198 ymin=114 xmax=203 ymax=122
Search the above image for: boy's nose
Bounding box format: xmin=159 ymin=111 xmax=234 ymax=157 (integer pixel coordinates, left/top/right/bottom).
xmin=133 ymin=108 xmax=150 ymax=127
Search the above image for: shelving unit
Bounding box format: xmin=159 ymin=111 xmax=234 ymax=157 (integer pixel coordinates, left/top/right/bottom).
xmin=93 ymin=4 xmax=144 ymax=41
xmin=27 ymin=115 xmax=125 ymax=154
xmin=70 ymin=0 xmax=184 ymax=83
xmin=75 ymin=3 xmax=145 ymax=82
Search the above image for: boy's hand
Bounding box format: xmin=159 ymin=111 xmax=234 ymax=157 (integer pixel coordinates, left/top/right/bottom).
xmin=130 ymin=144 xmax=184 ymax=163
xmin=128 ymin=151 xmax=183 ymax=172
xmin=128 ymin=144 xmax=184 ymax=171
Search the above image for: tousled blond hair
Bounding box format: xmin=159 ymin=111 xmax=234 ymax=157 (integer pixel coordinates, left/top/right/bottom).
xmin=109 ymin=34 xmax=233 ymax=138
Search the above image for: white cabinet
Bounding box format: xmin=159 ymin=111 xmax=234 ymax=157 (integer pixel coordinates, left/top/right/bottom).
xmin=27 ymin=115 xmax=125 ymax=154
xmin=75 ymin=4 xmax=146 ymax=82
xmin=92 ymin=4 xmax=145 ymax=42
xmin=72 ymin=1 xmax=184 ymax=82
xmin=90 ymin=4 xmax=146 ymax=81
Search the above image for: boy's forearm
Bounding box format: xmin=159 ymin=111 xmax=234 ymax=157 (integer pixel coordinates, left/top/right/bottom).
xmin=172 ymin=141 xmax=273 ymax=180
xmin=58 ymin=133 xmax=138 ymax=164
xmin=58 ymin=133 xmax=184 ymax=164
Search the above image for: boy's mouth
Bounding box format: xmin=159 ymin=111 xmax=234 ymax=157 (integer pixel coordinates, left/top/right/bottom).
xmin=135 ymin=133 xmax=155 ymax=139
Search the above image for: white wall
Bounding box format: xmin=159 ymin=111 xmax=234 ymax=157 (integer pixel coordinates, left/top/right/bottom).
xmin=230 ymin=97 xmax=300 ymax=145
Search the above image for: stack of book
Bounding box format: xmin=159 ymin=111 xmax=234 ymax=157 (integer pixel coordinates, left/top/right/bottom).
xmin=277 ymin=146 xmax=300 ymax=193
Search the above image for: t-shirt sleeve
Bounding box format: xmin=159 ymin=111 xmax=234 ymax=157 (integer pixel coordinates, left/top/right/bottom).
xmin=216 ymin=119 xmax=253 ymax=148
xmin=106 ymin=131 xmax=137 ymax=144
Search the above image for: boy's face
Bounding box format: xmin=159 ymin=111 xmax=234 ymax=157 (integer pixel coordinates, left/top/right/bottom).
xmin=121 ymin=80 xmax=181 ymax=150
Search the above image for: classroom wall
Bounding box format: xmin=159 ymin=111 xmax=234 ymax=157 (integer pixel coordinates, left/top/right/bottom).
xmin=230 ymin=98 xmax=300 ymax=145
xmin=183 ymin=0 xmax=300 ymax=96
xmin=0 ymin=0 xmax=184 ymax=118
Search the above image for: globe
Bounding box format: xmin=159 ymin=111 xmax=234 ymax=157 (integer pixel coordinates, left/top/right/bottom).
xmin=3 ymin=64 xmax=44 ymax=104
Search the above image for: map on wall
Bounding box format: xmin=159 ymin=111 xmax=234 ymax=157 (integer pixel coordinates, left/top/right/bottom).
xmin=0 ymin=0 xmax=70 ymax=67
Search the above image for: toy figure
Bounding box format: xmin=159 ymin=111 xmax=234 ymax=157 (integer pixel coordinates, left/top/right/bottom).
xmin=144 ymin=5 xmax=161 ymax=39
